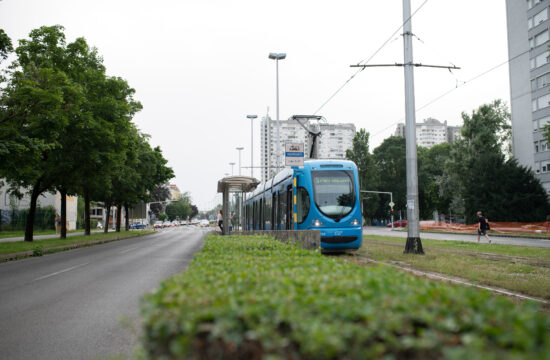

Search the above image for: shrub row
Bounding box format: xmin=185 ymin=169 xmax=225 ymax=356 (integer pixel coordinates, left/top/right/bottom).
xmin=141 ymin=235 xmax=550 ymax=359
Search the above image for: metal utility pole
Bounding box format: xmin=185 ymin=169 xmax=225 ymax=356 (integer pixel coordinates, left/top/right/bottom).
xmin=236 ymin=147 xmax=244 ymax=176
xmin=269 ymin=53 xmax=286 ymax=174
xmin=350 ymin=2 xmax=459 ymax=254
xmin=402 ymin=0 xmax=423 ymax=254
xmin=246 ymin=115 xmax=257 ymax=178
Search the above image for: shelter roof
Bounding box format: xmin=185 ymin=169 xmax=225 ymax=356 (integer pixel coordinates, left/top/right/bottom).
xmin=217 ymin=176 xmax=260 ymax=193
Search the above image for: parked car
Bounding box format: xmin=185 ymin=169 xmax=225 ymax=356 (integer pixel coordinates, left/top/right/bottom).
xmin=130 ymin=222 xmax=147 ymax=230
xmin=153 ymin=221 xmax=163 ymax=229
xmin=163 ymin=221 xmax=172 ymax=227
xmin=386 ymin=220 xmax=408 ymax=228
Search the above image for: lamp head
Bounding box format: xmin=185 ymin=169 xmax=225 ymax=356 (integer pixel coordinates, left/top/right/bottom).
xmin=269 ymin=53 xmax=286 ymax=60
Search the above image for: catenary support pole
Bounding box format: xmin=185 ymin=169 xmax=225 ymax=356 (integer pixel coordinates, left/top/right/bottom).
xmin=402 ymin=0 xmax=424 ymax=254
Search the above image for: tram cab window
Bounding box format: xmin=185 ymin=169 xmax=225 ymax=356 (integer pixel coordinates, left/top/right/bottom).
xmin=296 ymin=187 xmax=310 ymax=224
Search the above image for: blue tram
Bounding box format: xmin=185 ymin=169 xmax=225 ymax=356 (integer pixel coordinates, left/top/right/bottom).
xmin=244 ymin=159 xmax=363 ymax=251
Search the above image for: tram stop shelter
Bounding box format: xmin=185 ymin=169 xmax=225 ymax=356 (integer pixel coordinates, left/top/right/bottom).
xmin=217 ymin=176 xmax=260 ymax=235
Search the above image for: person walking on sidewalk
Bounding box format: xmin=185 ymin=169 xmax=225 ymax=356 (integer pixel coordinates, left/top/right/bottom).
xmin=476 ymin=211 xmax=491 ymax=243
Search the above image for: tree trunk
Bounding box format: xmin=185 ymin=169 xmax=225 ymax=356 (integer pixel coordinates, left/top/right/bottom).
xmin=104 ymin=201 xmax=111 ymax=234
xmin=24 ymin=180 xmax=42 ymax=242
xmin=124 ymin=204 xmax=130 ymax=231
xmin=116 ymin=204 xmax=122 ymax=232
xmin=84 ymin=189 xmax=91 ymax=236
xmin=60 ymin=188 xmax=67 ymax=239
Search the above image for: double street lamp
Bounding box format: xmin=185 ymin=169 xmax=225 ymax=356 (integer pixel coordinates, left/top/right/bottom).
xmin=268 ymin=52 xmax=286 ymax=174
xmin=246 ymin=114 xmax=258 ymax=178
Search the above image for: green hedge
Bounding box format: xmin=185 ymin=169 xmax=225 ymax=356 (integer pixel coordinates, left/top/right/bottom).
xmin=141 ymin=235 xmax=550 ymax=359
xmin=0 ymin=206 xmax=56 ymax=231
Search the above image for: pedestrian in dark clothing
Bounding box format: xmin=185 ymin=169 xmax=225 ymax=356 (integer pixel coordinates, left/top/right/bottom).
xmin=476 ymin=211 xmax=491 ymax=243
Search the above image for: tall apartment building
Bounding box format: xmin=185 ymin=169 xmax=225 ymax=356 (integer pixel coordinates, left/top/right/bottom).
xmin=260 ymin=116 xmax=355 ymax=181
xmin=394 ymin=118 xmax=460 ymax=148
xmin=506 ymin=0 xmax=550 ymax=193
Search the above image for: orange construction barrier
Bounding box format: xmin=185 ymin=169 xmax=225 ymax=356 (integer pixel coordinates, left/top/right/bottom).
xmin=419 ymin=220 xmax=549 ymax=234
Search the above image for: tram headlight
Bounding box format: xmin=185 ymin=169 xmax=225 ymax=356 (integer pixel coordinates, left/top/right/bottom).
xmin=351 ymin=218 xmax=360 ymax=226
xmin=312 ymin=219 xmax=323 ymax=226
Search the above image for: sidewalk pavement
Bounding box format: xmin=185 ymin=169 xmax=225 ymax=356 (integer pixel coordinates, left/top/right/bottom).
xmin=363 ymin=226 xmax=550 ymax=248
xmin=0 ymin=229 xmax=104 ymax=243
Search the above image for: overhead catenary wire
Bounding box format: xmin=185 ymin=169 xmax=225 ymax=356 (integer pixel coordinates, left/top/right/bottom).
xmin=313 ymin=0 xmax=430 ymax=115
xmin=369 ymin=47 xmax=532 ymax=139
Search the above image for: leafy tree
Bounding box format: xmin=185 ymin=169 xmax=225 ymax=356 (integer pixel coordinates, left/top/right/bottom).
xmin=445 ymin=100 xmax=548 ymax=223
xmin=0 ymin=28 xmax=13 ymax=62
xmin=150 ymin=184 xmax=171 ymax=216
xmin=345 ymin=129 xmax=379 ymax=222
xmin=0 ymin=26 xmax=82 ymax=241
xmin=417 ymin=143 xmax=452 ymax=219
xmin=373 ymin=136 xmax=407 ymax=219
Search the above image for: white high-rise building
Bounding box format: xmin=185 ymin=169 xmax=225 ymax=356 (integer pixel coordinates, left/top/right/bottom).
xmin=394 ymin=118 xmax=460 ymax=149
xmin=506 ymin=0 xmax=550 ymax=193
xmin=260 ymin=116 xmax=355 ymax=181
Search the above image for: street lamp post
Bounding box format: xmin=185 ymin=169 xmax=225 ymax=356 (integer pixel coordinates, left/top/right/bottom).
xmin=229 ymin=162 xmax=235 ymax=176
xmin=246 ymin=115 xmax=257 ymax=178
xmin=268 ymin=52 xmax=286 ymax=174
xmin=236 ymin=147 xmax=244 ymax=176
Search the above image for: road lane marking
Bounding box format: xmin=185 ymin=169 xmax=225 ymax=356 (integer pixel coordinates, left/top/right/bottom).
xmin=33 ymin=262 xmax=90 ymax=282
xmin=119 ymin=246 xmax=140 ymax=254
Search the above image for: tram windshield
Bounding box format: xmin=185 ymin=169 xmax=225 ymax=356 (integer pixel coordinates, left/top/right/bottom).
xmin=312 ymin=170 xmax=355 ymax=220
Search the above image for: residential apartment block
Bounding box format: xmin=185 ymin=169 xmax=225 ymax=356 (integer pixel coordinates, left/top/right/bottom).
xmin=260 ymin=116 xmax=355 ymax=181
xmin=506 ymin=0 xmax=550 ymax=193
xmin=394 ymin=118 xmax=461 ymax=149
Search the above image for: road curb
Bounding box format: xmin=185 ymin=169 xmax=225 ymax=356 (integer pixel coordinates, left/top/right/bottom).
xmin=0 ymin=231 xmax=154 ymax=263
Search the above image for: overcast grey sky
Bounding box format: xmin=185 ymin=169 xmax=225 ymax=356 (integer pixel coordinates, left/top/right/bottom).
xmin=0 ymin=0 xmax=510 ymax=210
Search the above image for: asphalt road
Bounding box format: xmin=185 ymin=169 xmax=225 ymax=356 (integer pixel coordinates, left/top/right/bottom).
xmin=363 ymin=226 xmax=550 ymax=248
xmin=0 ymin=226 xmax=208 ymax=360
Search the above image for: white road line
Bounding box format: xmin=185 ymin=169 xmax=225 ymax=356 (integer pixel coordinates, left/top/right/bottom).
xmin=33 ymin=262 xmax=90 ymax=282
xmin=119 ymin=246 xmax=140 ymax=254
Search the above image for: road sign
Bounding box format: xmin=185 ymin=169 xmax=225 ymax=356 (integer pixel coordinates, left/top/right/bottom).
xmin=285 ymin=142 xmax=304 ymax=167
xmin=389 ymin=201 xmax=395 ymax=208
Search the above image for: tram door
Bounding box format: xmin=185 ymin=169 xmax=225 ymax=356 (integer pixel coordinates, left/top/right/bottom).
xmin=272 ymin=193 xmax=277 ymax=230
xmin=286 ymin=185 xmax=293 ymax=229
xmin=259 ymin=199 xmax=264 ymax=230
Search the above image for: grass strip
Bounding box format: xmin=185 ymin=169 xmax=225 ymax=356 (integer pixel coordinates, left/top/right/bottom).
xmin=0 ymin=230 xmax=154 ymax=261
xmin=362 ymin=235 xmax=550 ymax=301
xmin=141 ymin=234 xmax=550 ymax=359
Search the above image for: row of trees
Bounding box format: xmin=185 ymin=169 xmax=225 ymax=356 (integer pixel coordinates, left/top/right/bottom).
xmin=347 ymin=100 xmax=550 ymax=224
xmin=0 ymin=26 xmax=174 ymax=241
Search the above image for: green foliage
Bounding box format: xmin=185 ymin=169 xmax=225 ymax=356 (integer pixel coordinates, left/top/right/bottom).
xmin=0 ymin=25 xmax=174 ymax=239
xmin=141 ymin=235 xmax=550 ymax=359
xmin=0 ymin=205 xmax=56 ymax=231
xmin=346 ymin=129 xmax=379 ymax=221
xmin=373 ymin=136 xmax=407 ymax=218
xmin=32 ymin=245 xmax=44 ymax=257
xmin=165 ymin=193 xmax=192 ymax=221
xmin=446 ymin=100 xmax=549 ymax=223
xmin=0 ymin=28 xmax=13 ymax=62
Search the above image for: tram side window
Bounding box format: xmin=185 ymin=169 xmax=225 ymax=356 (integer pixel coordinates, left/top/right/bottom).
xmin=296 ymin=187 xmax=310 ymax=224
xmin=272 ymin=193 xmax=277 ymax=229
xmin=259 ymin=199 xmax=264 ymax=230
xmin=265 ymin=196 xmax=272 ymax=229
xmin=253 ymin=202 xmax=258 ymax=229
xmin=280 ymin=190 xmax=287 ymax=229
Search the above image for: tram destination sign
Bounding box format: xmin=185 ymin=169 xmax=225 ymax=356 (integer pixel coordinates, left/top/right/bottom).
xmin=285 ymin=142 xmax=304 ymax=167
